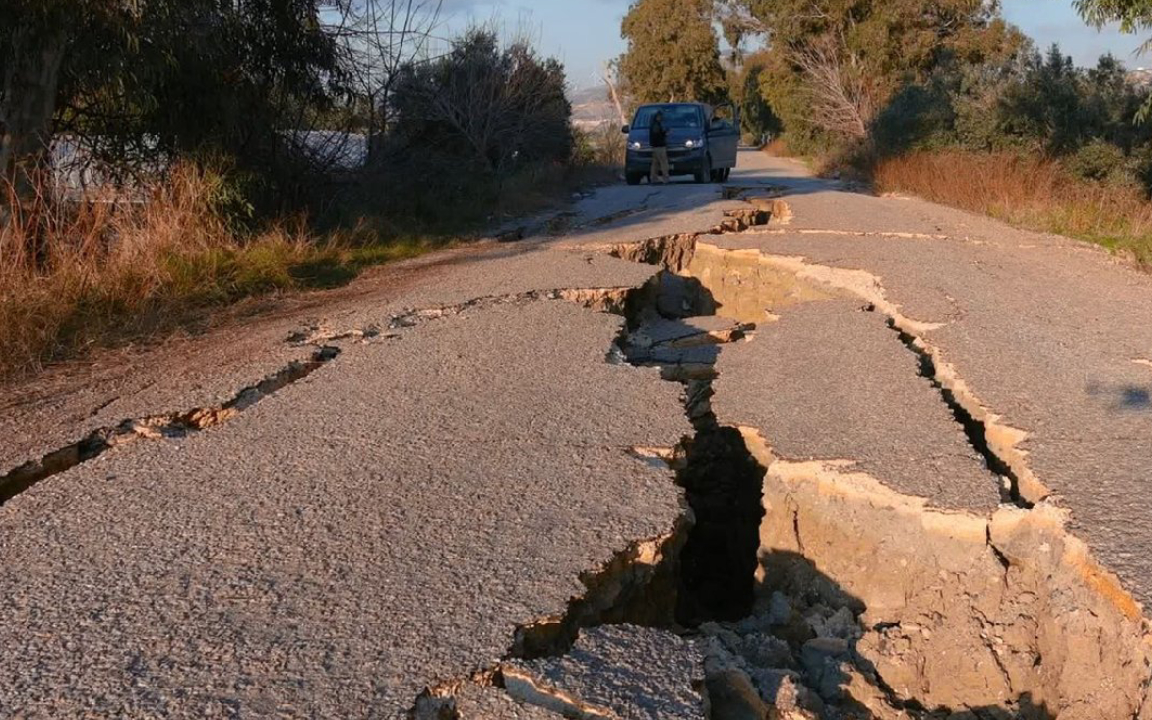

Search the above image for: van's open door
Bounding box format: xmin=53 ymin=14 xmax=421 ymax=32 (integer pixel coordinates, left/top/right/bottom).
xmin=708 ymin=103 xmax=740 ymax=170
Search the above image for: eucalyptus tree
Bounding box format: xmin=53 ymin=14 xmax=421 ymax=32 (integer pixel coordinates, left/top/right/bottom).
xmin=618 ymin=0 xmax=728 ymax=106
xmin=1077 ymin=0 xmax=1152 ymax=119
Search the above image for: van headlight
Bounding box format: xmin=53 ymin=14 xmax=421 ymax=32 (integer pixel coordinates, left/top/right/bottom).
xmin=685 ymin=138 xmax=703 ymax=149
xmin=629 ymin=141 xmax=642 ymax=150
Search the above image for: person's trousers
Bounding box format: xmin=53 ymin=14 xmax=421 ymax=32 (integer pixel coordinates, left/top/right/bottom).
xmin=650 ymin=147 xmax=670 ymax=184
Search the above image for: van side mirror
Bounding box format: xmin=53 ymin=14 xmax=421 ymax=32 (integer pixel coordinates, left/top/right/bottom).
xmin=621 ymin=125 xmax=630 ymax=134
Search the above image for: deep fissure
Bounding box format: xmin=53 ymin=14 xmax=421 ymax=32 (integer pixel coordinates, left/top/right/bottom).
xmin=605 ymin=240 xmax=917 ymax=718
xmin=410 ymin=195 xmax=787 ymax=718
xmin=577 ymin=196 xmax=1151 ymax=718
xmin=614 ymin=267 xmax=769 ymax=627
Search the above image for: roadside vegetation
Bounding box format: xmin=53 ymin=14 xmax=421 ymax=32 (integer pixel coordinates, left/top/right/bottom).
xmin=613 ymin=0 xmax=1152 ymax=266
xmin=873 ymin=151 xmax=1152 ymax=263
xmin=0 ymin=2 xmax=612 ymax=378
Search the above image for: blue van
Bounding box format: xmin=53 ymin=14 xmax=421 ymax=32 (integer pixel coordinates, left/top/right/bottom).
xmin=622 ymin=102 xmax=740 ymax=185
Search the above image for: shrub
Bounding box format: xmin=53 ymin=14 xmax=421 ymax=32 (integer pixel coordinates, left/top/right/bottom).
xmin=1065 ymin=140 xmax=1134 ymax=186
xmin=391 ymin=29 xmax=572 ymax=185
xmin=0 ymin=164 xmax=370 ymax=377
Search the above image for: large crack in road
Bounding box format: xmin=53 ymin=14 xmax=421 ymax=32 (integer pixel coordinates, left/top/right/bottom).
xmin=420 ymin=192 xmax=1151 ymax=719
xmin=3 ymin=186 xmax=1150 ymax=719
xmin=636 ymin=200 xmax=1150 ymax=718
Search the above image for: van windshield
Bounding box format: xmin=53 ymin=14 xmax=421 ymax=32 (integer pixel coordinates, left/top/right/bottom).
xmin=632 ymin=105 xmax=703 ymax=130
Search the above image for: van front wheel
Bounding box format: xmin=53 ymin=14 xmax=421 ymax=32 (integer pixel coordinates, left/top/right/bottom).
xmin=695 ymin=156 xmax=712 ymax=184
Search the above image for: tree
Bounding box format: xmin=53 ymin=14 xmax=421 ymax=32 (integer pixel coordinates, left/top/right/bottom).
xmin=600 ymin=60 xmax=629 ymax=127
xmin=1077 ymin=0 xmax=1152 ymax=35
xmin=0 ymin=0 xmax=130 ymax=206
xmin=734 ymin=51 xmax=780 ymax=142
xmin=1077 ymin=0 xmax=1152 ymax=119
xmin=391 ymin=29 xmax=572 ymax=181
xmin=618 ymin=0 xmax=728 ymax=106
xmin=1 ymin=0 xmax=345 ymax=218
xmin=725 ymin=0 xmax=1025 ymax=151
xmin=325 ymin=0 xmax=445 ymax=165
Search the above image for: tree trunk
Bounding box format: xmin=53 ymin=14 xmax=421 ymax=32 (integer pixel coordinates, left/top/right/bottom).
xmin=0 ymin=24 xmax=68 ymax=211
xmin=601 ymin=63 xmax=628 ymax=127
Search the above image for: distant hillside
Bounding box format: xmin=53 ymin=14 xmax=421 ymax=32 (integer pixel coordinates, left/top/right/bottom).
xmin=569 ymin=85 xmax=621 ymax=129
xmin=1128 ymin=68 xmax=1152 ymax=88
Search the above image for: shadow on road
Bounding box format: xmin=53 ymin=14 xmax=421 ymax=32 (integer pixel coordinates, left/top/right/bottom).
xmin=1086 ymin=379 xmax=1152 ymax=412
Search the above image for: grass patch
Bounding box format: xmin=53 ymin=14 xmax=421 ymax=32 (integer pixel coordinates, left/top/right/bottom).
xmin=288 ymin=237 xmax=447 ymax=289
xmin=870 ymin=150 xmax=1152 ymax=266
xmin=1 ymin=156 xmax=612 ymax=380
xmin=0 ymin=166 xmax=456 ymax=379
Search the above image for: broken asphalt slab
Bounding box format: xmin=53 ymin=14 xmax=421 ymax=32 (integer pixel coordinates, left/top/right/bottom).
xmin=0 ymin=301 xmax=689 ymax=717
xmin=714 ymin=299 xmax=1000 ymax=513
xmin=0 ymin=245 xmax=661 ymax=481
xmin=706 ymin=179 xmax=1152 ymax=611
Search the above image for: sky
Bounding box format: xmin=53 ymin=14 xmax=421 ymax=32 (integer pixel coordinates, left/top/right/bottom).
xmin=435 ymin=0 xmax=1151 ymax=90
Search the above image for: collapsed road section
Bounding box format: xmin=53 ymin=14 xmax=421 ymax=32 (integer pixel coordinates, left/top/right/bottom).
xmin=429 ymin=193 xmax=1152 ymax=719
xmin=609 ymin=202 xmax=1152 ymax=718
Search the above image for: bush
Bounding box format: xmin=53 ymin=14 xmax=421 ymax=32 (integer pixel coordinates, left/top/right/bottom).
xmin=391 ymin=29 xmax=572 ymax=187
xmin=573 ymin=124 xmax=627 ymax=169
xmin=0 ymin=163 xmax=442 ymax=377
xmin=1065 ymin=140 xmax=1133 ymax=185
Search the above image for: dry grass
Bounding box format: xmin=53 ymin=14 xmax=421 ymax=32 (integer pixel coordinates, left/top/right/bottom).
xmin=0 ymin=165 xmax=440 ymax=378
xmin=762 ymin=137 xmax=793 ymax=157
xmin=872 ymin=150 xmax=1152 ymax=265
xmin=0 ymin=155 xmax=611 ymax=379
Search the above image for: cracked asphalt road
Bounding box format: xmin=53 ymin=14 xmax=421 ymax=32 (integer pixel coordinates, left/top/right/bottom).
xmin=3 ymin=150 xmax=1152 ymax=716
xmin=705 ymin=157 xmax=1152 ymax=610
xmin=1 ymin=301 xmax=690 ymax=717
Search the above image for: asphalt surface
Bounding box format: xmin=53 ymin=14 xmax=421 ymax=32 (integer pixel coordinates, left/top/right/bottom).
xmin=4 ymin=149 xmax=1152 ymax=714
xmin=505 ymin=625 xmax=705 ymax=719
xmin=0 ymin=301 xmax=689 ymax=717
xmin=706 ymin=156 xmax=1152 ymax=608
xmin=714 ymin=300 xmax=1000 ymax=512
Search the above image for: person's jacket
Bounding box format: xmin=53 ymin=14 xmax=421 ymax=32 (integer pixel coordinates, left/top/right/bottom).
xmin=650 ymin=118 xmax=667 ymax=148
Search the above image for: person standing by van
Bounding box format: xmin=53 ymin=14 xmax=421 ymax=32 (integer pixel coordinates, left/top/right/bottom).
xmin=649 ymin=111 xmax=670 ymax=184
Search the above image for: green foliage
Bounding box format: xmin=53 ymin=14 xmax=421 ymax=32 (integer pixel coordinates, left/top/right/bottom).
xmin=871 ymin=44 xmax=1152 ymax=187
xmin=1067 ymin=140 xmax=1133 ymax=185
xmin=1 ymin=0 xmax=344 ymax=213
xmin=1076 ymin=0 xmax=1152 ymax=121
xmin=393 ymin=30 xmax=572 ymax=173
xmin=1077 ymin=0 xmax=1152 ymax=32
xmin=618 ymin=0 xmax=728 ymax=105
xmin=385 ymin=29 xmax=573 ymax=220
xmin=729 ymin=0 xmax=1024 ymax=150
xmin=1000 ymin=46 xmax=1096 ymax=152
xmin=735 ymin=52 xmax=781 ymax=141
